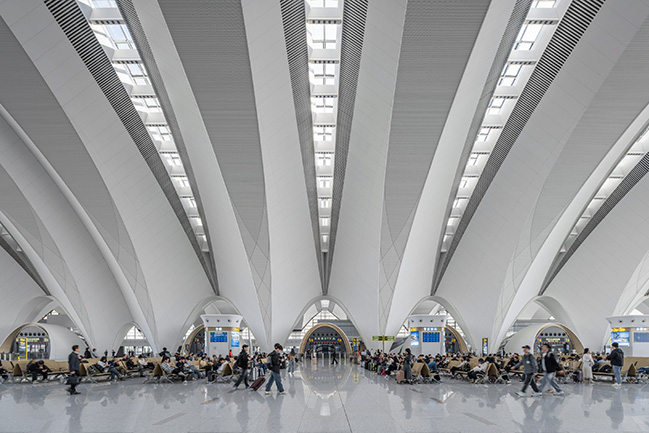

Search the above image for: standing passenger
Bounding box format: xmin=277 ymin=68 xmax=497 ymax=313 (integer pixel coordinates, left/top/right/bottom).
xmin=287 ymin=349 xmax=296 ymax=374
xmin=582 ymin=348 xmax=594 ymax=383
xmin=606 ymin=342 xmax=624 ymax=387
xmin=403 ymin=348 xmax=413 ymax=384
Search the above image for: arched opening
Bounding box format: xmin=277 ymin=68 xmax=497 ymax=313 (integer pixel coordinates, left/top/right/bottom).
xmin=299 ymin=322 xmax=352 ymax=357
xmin=0 ymin=324 xmax=50 ymax=360
xmin=289 ymin=297 xmax=362 ymax=352
xmin=0 ymin=322 xmax=85 ymax=360
xmin=445 ymin=326 xmax=468 ymax=354
xmin=503 ymin=322 xmax=584 ymax=354
xmin=117 ymin=325 xmax=152 ymax=357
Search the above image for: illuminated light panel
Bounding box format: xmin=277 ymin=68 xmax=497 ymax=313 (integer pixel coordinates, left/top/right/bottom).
xmin=83 ymin=1 xmax=207 ymax=251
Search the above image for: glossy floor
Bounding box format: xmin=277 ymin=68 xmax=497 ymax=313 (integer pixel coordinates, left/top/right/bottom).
xmin=1 ymin=360 xmax=648 ymax=432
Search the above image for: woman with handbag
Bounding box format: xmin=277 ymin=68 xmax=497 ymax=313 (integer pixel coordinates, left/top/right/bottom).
xmin=67 ymin=345 xmax=82 ymax=395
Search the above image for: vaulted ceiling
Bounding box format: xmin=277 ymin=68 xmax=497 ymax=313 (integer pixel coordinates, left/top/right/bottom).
xmin=1 ymin=0 xmax=649 ymax=352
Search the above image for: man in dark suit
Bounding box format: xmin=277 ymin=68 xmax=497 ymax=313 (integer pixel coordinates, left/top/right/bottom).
xmin=67 ymin=345 xmax=82 ymax=395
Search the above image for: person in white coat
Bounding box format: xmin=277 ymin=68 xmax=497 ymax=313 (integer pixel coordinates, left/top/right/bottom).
xmin=582 ymin=348 xmax=594 ymax=383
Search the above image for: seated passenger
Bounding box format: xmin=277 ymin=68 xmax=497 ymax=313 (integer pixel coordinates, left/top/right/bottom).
xmin=450 ymin=357 xmax=469 ymax=375
xmin=29 ymin=360 xmax=51 ymax=382
xmin=467 ymin=358 xmax=489 ymax=381
xmin=98 ymin=356 xmax=121 ymax=381
xmin=0 ymin=360 xmax=8 ymax=380
xmin=427 ymin=359 xmax=439 ymax=373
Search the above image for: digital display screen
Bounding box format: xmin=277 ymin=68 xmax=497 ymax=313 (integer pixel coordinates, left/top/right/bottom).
xmin=410 ymin=331 xmax=419 ymax=347
xmin=634 ymin=332 xmax=649 ymax=343
xmin=231 ymin=331 xmax=240 ymax=348
xmin=422 ymin=332 xmax=440 ymax=343
xmin=209 ymin=332 xmax=227 ymax=343
xmin=611 ymin=331 xmax=630 ymax=347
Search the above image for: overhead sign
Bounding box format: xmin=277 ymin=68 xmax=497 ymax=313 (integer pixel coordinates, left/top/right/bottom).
xmin=481 ymin=337 xmax=488 ymax=356
xmin=372 ymin=335 xmax=395 ymax=342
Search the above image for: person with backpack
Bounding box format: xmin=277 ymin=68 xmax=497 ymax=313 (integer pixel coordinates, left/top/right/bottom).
xmin=606 ymin=342 xmax=624 ymax=387
xmin=265 ymin=343 xmax=286 ymax=395
xmin=515 ymin=345 xmax=542 ymax=397
xmin=538 ymin=343 xmax=564 ymax=395
xmin=233 ymin=344 xmax=250 ymax=389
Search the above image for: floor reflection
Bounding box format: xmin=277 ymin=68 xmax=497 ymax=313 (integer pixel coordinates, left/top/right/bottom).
xmin=0 ymin=363 xmax=648 ymax=432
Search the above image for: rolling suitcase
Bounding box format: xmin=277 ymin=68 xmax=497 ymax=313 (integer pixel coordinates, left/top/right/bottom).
xmin=396 ymin=370 xmax=405 ymax=384
xmin=573 ymin=370 xmax=583 ymax=383
xmin=250 ymin=376 xmax=265 ymax=391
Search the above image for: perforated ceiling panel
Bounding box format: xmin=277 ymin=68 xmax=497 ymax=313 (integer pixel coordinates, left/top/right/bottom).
xmin=117 ymin=0 xmax=219 ymax=292
xmin=43 ymin=0 xmax=216 ymax=293
xmin=377 ymin=0 xmax=491 ymax=329
xmin=433 ymin=0 xmax=606 ymax=292
xmin=158 ymin=0 xmax=272 ymax=331
xmin=325 ymin=0 xmax=368 ymax=291
xmin=279 ymin=0 xmax=324 ymax=286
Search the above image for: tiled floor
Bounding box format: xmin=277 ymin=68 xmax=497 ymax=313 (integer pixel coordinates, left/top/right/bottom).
xmin=1 ymin=359 xmax=648 ymax=432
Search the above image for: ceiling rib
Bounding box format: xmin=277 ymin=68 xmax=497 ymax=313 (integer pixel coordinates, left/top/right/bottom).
xmin=43 ymin=0 xmax=217 ymax=292
xmin=432 ymin=0 xmax=606 ymax=292
xmin=324 ymin=0 xmax=368 ymax=292
xmin=279 ymin=0 xmax=325 ymax=287
xmin=116 ymin=0 xmax=219 ymax=294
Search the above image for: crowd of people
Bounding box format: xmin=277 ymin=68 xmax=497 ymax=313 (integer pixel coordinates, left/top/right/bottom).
xmin=2 ymin=338 xmax=632 ymax=399
xmin=354 ymin=341 xmax=630 ymax=396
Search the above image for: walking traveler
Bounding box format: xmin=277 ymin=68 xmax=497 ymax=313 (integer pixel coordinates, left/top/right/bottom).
xmin=67 ymin=345 xmax=82 ymax=395
xmin=515 ymin=345 xmax=541 ymax=397
xmin=265 ymin=344 xmax=286 ymax=395
xmin=538 ymin=343 xmax=564 ymax=396
xmin=233 ymin=344 xmax=250 ymax=389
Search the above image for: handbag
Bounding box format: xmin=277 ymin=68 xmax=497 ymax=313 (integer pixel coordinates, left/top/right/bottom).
xmin=66 ymin=374 xmax=80 ymax=385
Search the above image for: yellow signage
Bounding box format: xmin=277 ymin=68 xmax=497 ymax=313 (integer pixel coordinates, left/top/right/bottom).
xmin=611 ymin=327 xmax=627 ymax=332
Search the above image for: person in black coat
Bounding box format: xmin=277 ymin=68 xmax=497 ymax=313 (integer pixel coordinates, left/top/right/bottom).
xmin=67 ymin=345 xmax=82 ymax=395
xmin=29 ymin=360 xmax=51 ymax=382
xmin=233 ymin=344 xmax=250 ymax=389
xmin=537 ymin=343 xmax=564 ymax=395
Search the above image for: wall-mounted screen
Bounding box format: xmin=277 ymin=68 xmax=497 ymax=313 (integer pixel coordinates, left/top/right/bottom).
xmin=231 ymin=331 xmax=240 ymax=348
xmin=634 ymin=332 xmax=649 ymax=343
xmin=611 ymin=331 xmax=630 ymax=347
xmin=422 ymin=332 xmax=440 ymax=343
xmin=410 ymin=331 xmax=419 ymax=347
xmin=209 ymin=332 xmax=227 ymax=343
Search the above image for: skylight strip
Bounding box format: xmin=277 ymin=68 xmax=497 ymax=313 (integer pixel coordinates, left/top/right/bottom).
xmin=82 ymin=0 xmax=208 ymax=252
xmin=305 ymin=0 xmax=343 ymax=252
xmin=560 ymin=124 xmax=649 ymax=252
xmin=441 ymin=0 xmax=565 ymax=253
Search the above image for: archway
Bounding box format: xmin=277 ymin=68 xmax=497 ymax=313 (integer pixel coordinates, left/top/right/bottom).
xmin=445 ymin=326 xmax=468 ymax=353
xmin=504 ymin=322 xmax=584 ymax=354
xmin=0 ymin=322 xmax=85 ymax=360
xmin=299 ymin=322 xmax=352 ymax=355
xmin=182 ymin=325 xmax=206 ymax=355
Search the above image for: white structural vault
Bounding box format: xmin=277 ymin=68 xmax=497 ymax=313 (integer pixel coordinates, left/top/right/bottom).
xmin=1 ymin=0 xmax=649 ymax=354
